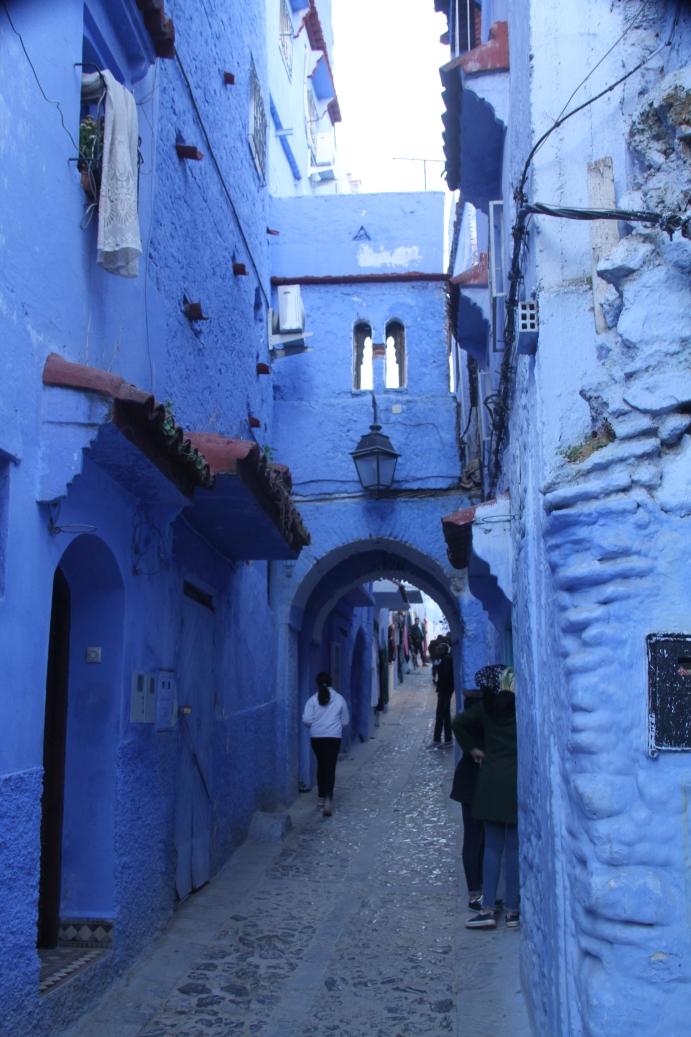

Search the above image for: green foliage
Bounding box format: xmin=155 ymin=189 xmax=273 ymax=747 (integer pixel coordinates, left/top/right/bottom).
xmin=564 ymin=420 xmax=615 ymax=463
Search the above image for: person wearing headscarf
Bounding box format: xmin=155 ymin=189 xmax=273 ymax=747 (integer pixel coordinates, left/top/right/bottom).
xmin=453 ymin=664 xmax=519 ymax=929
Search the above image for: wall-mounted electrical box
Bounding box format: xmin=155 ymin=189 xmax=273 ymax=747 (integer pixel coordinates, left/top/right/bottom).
xmin=647 ymin=633 xmax=691 ymax=755
xmin=517 ymin=299 xmax=539 ymax=355
xmin=155 ymin=670 xmax=178 ymax=732
xmin=130 ymin=672 xmax=156 ymax=724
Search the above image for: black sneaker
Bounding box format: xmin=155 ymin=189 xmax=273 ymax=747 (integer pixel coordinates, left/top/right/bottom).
xmin=468 ymin=894 xmax=482 ymax=911
xmin=465 ymin=909 xmax=496 ymax=930
xmin=505 ymin=911 xmax=520 ymax=929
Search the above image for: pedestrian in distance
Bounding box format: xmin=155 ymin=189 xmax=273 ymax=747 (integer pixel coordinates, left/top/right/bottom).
xmin=302 ymin=671 xmax=350 ymax=817
xmin=430 ymin=641 xmax=454 ymax=747
xmin=453 ymin=664 xmax=520 ymax=930
xmin=449 ymin=690 xmax=485 ymax=909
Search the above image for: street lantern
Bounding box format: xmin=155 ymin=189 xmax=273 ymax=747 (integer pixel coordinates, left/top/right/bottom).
xmin=351 ymin=394 xmax=400 ymax=494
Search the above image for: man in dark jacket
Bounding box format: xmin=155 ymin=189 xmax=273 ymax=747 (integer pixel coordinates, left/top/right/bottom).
xmin=431 ymin=642 xmax=454 ymax=745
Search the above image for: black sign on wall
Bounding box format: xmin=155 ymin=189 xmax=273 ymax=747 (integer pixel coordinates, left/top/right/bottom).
xmin=647 ymin=633 xmax=691 ymax=755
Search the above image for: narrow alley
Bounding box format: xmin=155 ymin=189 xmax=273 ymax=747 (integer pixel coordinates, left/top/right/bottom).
xmin=61 ymin=671 xmax=528 ymax=1037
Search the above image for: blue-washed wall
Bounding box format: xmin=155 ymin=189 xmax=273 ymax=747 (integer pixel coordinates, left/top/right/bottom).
xmin=0 ymin=0 xmax=301 ymax=1033
xmin=507 ymin=2 xmax=691 ymax=1034
xmin=268 ymin=191 xmax=491 ymax=795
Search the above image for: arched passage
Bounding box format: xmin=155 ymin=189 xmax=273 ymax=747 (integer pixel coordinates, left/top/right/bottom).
xmin=38 ymin=534 xmax=124 ymax=947
xmin=290 ymin=538 xmax=461 ymax=790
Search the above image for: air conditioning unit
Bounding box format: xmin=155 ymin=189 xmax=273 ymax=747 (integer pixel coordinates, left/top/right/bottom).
xmin=517 ymin=299 xmax=539 ymax=355
xmin=276 ymin=284 xmax=304 ymax=333
xmin=269 ymin=285 xmax=312 ymax=358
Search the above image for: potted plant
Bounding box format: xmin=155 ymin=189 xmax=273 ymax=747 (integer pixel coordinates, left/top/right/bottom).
xmin=78 ymin=115 xmax=104 ymax=202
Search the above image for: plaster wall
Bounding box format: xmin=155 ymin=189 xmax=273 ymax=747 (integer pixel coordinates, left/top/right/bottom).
xmin=507 ymin=2 xmax=691 ymax=1033
xmin=270 ymin=192 xmax=445 ymax=276
xmin=0 ymin=2 xmax=299 ymax=1032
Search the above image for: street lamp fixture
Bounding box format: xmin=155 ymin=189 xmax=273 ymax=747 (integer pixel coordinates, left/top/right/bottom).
xmin=351 ymin=394 xmax=400 ymax=494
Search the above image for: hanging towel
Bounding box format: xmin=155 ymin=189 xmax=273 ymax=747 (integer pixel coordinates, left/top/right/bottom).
xmin=97 ymin=70 xmax=142 ymax=278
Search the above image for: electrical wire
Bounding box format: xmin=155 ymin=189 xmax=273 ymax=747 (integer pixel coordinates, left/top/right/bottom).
xmin=552 ymin=0 xmax=650 ymax=124
xmin=486 ymin=3 xmax=683 ymax=498
xmin=2 ymin=1 xmax=80 ymax=155
xmin=174 ymin=50 xmax=270 ymax=308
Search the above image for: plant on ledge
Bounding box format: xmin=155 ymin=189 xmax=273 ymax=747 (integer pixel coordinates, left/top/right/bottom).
xmin=78 ymin=115 xmax=104 ymax=202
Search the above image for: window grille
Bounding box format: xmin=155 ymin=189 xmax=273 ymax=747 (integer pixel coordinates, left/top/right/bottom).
xmin=306 ymin=87 xmax=319 ymax=162
xmin=249 ymin=60 xmax=267 ymax=180
xmin=279 ymin=0 xmax=293 ymax=79
xmin=488 ymin=200 xmax=506 ymax=299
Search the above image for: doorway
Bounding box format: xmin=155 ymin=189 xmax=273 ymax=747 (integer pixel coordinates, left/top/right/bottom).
xmin=37 ymin=535 xmax=123 ymax=952
xmin=37 ymin=568 xmax=71 ymax=948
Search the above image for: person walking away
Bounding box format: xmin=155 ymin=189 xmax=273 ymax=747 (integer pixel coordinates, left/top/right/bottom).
xmin=302 ymin=671 xmax=350 ymax=817
xmin=453 ymin=665 xmax=519 ymax=929
xmin=410 ymin=616 xmax=424 ymax=668
xmin=450 ymin=690 xmax=485 ymax=909
xmin=431 ymin=642 xmax=454 ymax=746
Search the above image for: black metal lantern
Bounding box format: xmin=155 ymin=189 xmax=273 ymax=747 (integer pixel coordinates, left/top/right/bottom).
xmin=351 ymin=394 xmax=400 ymax=494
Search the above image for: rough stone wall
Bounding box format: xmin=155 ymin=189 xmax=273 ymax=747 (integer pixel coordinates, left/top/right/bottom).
xmin=510 ymin=3 xmax=691 ymax=1033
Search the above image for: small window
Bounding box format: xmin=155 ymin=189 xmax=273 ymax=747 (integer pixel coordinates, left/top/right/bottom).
xmin=353 ymin=322 xmax=373 ymax=391
xmin=249 ymin=60 xmax=267 ymax=181
xmin=279 ymin=0 xmax=294 ymax=80
xmin=385 ymin=320 xmax=406 ymax=389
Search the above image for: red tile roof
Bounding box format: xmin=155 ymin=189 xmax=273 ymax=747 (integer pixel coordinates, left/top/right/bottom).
xmin=304 ymin=1 xmax=341 ymax=124
xmin=42 ymin=354 xmax=310 ymax=555
xmin=135 ymin=0 xmax=176 ymax=59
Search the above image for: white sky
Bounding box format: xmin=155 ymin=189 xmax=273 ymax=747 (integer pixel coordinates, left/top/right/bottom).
xmin=332 ymin=0 xmax=449 ymax=193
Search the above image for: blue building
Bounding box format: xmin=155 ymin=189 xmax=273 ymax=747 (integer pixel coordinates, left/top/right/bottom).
xmin=0 ymin=1 xmax=500 ymax=1033
xmin=0 ymin=0 xmax=343 ymax=1032
xmin=436 ymin=0 xmax=691 ymax=1032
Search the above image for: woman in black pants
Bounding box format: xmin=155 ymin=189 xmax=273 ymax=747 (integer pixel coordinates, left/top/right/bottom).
xmin=302 ymin=672 xmax=350 ymax=817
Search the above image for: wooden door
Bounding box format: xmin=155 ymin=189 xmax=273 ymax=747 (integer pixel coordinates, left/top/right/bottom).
xmin=174 ymin=591 xmax=215 ymax=900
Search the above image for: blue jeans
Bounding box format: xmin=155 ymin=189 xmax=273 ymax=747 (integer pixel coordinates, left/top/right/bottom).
xmin=461 ymin=802 xmax=484 ymax=892
xmin=482 ymin=821 xmax=519 ymax=911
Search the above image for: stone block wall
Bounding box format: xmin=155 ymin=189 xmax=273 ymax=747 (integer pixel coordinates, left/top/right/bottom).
xmin=509 ymin=4 xmax=691 ymax=1032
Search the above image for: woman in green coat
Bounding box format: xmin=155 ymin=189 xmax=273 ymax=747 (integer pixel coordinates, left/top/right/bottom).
xmin=452 ymin=665 xmax=519 ymax=930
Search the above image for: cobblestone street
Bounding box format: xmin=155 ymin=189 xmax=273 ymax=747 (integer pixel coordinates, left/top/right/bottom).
xmin=63 ymin=671 xmax=530 ymax=1037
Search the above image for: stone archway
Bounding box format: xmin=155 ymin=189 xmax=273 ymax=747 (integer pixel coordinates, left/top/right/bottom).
xmin=288 ymin=537 xmax=462 ymax=791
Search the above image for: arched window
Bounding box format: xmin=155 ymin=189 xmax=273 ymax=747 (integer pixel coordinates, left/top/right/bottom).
xmin=353 ymin=321 xmax=373 ymax=391
xmin=385 ymin=320 xmax=406 ymax=389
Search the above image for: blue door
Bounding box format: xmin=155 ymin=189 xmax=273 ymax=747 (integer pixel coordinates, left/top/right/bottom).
xmin=175 ymin=592 xmax=215 ymax=899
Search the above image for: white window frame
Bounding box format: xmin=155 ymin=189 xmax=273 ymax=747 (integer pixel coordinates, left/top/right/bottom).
xmin=305 ymin=86 xmax=319 ymax=163
xmin=278 ymin=0 xmax=294 ymax=81
xmin=488 ymin=200 xmax=506 ymax=299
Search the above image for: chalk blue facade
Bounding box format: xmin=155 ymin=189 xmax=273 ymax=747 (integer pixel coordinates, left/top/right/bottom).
xmin=438 ymin=0 xmax=691 ymax=1033
xmin=0 ymin=2 xmax=499 ymax=1033
xmin=0 ymin=0 xmax=324 ymax=1032
xmin=268 ymin=190 xmax=491 ymax=792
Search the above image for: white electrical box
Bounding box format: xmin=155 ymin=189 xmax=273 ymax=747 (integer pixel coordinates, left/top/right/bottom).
xmin=277 ymin=285 xmax=304 ymax=332
xmin=155 ymin=671 xmax=178 ymax=732
xmin=130 ymin=672 xmax=156 ymax=724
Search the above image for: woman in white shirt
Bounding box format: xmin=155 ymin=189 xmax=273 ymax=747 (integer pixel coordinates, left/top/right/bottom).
xmin=302 ymin=671 xmax=350 ymax=817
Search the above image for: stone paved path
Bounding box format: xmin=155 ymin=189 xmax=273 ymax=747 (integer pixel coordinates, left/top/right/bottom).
xmin=62 ymin=671 xmax=531 ymax=1037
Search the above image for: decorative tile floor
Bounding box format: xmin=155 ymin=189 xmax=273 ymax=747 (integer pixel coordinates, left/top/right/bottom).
xmin=39 ymin=947 xmax=106 ymax=995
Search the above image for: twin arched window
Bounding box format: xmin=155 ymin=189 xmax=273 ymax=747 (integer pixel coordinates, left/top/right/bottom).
xmin=353 ymin=320 xmax=406 ymax=391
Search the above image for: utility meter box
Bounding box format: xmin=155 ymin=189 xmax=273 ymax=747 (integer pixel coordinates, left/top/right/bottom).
xmin=647 ymin=633 xmax=691 ymax=755
xmin=130 ymin=672 xmax=156 ymax=724
xmin=155 ymin=670 xmax=178 ymax=732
